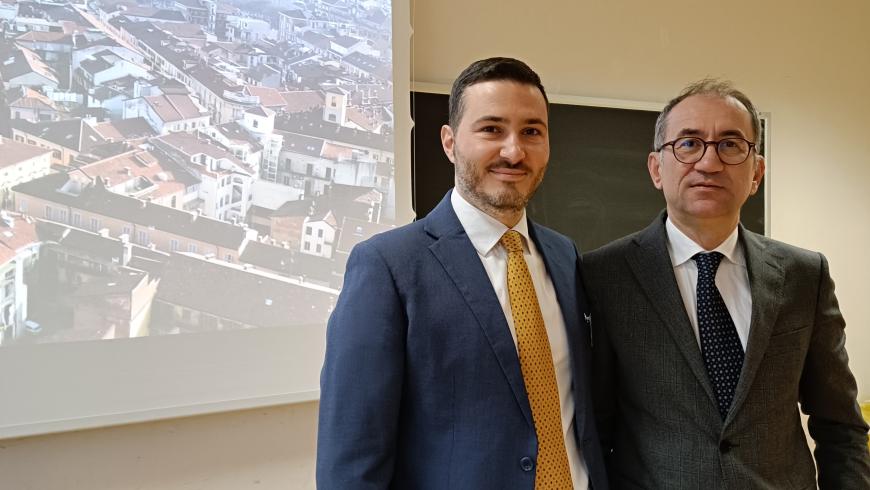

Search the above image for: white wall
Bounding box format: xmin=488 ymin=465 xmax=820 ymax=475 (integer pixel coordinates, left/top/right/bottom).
xmin=3 ymin=1 xmax=868 ymax=488
xmin=72 ymin=46 xmax=145 ymax=72
xmin=0 ymin=402 xmax=319 ymax=489
xmin=93 ymin=61 xmax=151 ymax=86
xmin=4 ymin=72 xmax=57 ymax=91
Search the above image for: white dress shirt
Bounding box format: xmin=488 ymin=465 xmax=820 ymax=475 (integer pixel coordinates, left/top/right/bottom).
xmin=665 ymin=218 xmax=753 ymax=349
xmin=451 ymin=190 xmax=587 ymax=489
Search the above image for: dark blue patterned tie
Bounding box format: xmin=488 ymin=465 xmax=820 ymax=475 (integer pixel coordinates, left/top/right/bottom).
xmin=693 ymin=252 xmax=744 ymax=420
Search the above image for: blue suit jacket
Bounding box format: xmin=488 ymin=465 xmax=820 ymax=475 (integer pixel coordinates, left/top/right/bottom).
xmin=317 ymin=191 xmax=608 ymax=489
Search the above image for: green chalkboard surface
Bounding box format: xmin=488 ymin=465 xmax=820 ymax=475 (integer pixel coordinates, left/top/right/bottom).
xmin=411 ymin=91 xmax=766 ymax=252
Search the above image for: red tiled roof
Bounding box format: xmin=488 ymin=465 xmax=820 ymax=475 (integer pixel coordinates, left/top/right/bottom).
xmin=0 ymin=136 xmax=52 ymax=168
xmin=92 ymin=117 xmax=158 ymax=141
xmin=15 ymin=30 xmax=73 ymax=44
xmin=0 ymin=213 xmax=39 ymax=266
xmin=278 ymin=90 xmax=324 ymax=113
xmin=8 ymin=87 xmax=61 ymax=112
xmin=144 ymin=94 xmax=207 ymax=122
xmin=77 ymin=149 xmax=198 ymax=200
xmin=244 ymin=85 xmax=287 ymax=108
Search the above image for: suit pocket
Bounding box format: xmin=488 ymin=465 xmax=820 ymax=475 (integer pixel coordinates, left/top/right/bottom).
xmin=765 ymin=325 xmax=811 ymax=357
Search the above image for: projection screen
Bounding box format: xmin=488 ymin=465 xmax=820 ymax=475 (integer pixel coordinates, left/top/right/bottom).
xmin=0 ymin=0 xmax=411 ymax=438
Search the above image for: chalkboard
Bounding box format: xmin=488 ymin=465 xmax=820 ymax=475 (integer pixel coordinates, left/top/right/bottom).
xmin=411 ymin=90 xmax=766 ymax=252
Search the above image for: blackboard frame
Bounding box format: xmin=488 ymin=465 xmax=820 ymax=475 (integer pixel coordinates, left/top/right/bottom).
xmin=411 ymin=83 xmax=769 ymax=252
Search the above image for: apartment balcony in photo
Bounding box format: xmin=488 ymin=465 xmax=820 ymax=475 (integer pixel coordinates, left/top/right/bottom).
xmin=222 ymin=90 xmax=259 ymax=105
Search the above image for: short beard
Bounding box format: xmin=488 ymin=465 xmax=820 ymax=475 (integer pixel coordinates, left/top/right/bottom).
xmin=454 ymin=150 xmax=544 ymax=217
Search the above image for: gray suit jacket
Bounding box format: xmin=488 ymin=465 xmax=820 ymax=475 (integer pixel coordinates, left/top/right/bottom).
xmin=583 ymin=212 xmax=870 ymax=490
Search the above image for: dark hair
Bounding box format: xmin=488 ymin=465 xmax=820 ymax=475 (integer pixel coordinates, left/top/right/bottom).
xmin=448 ymin=57 xmax=548 ymax=129
xmin=654 ymin=78 xmax=762 ymax=149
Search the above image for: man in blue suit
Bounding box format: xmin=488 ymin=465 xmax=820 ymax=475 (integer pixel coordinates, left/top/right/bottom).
xmin=317 ymin=57 xmax=607 ymax=489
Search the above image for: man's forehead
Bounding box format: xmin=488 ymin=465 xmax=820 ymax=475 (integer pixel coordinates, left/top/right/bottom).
xmin=667 ymin=94 xmax=752 ymax=135
xmin=464 ymin=80 xmax=544 ymax=97
xmin=461 ymin=81 xmax=548 ymax=115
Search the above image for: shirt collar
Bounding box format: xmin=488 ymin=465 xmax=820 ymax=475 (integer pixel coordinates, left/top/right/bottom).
xmin=451 ymin=189 xmax=531 ymax=256
xmin=665 ymin=217 xmax=745 ymax=267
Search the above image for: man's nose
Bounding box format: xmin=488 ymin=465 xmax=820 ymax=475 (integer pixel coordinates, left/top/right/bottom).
xmin=693 ymin=142 xmax=726 ymax=172
xmin=500 ymin=135 xmax=526 ymax=164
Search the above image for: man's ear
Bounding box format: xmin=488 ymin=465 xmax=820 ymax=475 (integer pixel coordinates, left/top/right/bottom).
xmin=441 ymin=124 xmax=456 ymax=164
xmin=750 ymin=155 xmax=766 ymax=196
xmin=648 ymin=151 xmax=664 ymax=190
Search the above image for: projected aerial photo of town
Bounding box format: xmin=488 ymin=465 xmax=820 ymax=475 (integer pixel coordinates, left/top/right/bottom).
xmin=0 ymin=0 xmax=395 ymax=345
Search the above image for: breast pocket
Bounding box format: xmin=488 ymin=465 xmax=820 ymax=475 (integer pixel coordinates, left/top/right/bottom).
xmin=764 ymin=325 xmax=812 ymax=358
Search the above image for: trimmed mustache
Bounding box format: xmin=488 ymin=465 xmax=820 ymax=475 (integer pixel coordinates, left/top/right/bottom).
xmin=487 ymin=160 xmax=530 ymax=172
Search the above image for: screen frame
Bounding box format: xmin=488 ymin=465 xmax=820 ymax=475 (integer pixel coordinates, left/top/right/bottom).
xmin=0 ymin=0 xmax=412 ymax=440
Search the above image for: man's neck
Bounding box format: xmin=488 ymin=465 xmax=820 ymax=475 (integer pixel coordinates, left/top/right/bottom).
xmin=491 ymin=210 xmax=523 ymax=228
xmin=668 ymin=211 xmax=739 ymax=251
xmin=456 ymin=189 xmax=523 ymax=228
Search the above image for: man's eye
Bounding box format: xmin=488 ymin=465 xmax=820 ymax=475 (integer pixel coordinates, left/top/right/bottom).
xmin=676 ymin=138 xmax=699 ymax=149
xmin=524 ymin=128 xmax=542 ymax=136
xmin=479 ymin=126 xmax=499 ymax=133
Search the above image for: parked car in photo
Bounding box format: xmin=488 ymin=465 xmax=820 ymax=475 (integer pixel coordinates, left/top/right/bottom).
xmin=24 ymin=320 xmax=41 ymax=334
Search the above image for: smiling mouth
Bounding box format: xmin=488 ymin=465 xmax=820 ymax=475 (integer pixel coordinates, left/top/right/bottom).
xmin=489 ymin=167 xmax=528 ymax=181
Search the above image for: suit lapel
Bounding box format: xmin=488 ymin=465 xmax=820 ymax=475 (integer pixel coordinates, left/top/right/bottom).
xmin=529 ymin=223 xmax=589 ymax=438
xmin=625 ymin=214 xmax=719 ymax=410
xmin=530 ymin=224 xmax=580 ymax=344
xmin=424 ymin=191 xmax=534 ymax=429
xmin=726 ymin=228 xmax=784 ymax=423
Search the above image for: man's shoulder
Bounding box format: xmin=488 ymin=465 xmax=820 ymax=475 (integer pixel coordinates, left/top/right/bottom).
xmin=742 ymin=229 xmax=823 ymax=269
xmin=529 ymin=220 xmax=576 ymax=251
xmin=355 ymin=219 xmax=429 ymax=258
xmin=582 ymin=230 xmax=643 ymax=265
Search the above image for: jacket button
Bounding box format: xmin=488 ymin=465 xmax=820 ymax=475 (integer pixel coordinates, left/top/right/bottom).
xmin=719 ymin=440 xmax=732 ymax=453
xmin=520 ymin=457 xmax=534 ymax=472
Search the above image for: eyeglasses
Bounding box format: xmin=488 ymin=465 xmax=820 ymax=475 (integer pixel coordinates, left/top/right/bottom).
xmin=657 ymin=137 xmax=757 ymax=165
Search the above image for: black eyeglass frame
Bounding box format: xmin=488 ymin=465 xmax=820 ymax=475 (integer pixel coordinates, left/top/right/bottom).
xmin=656 ymin=137 xmax=758 ymax=165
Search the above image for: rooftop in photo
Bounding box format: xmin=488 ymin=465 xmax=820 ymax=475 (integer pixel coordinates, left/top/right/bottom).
xmin=10 ymin=119 xmax=106 ymax=154
xmin=0 ymin=136 xmax=53 ymax=168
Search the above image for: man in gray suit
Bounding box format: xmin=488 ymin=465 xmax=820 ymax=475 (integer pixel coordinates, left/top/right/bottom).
xmin=584 ymin=79 xmax=870 ymax=489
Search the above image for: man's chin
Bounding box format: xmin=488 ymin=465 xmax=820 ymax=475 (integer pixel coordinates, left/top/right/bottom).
xmin=458 ymin=181 xmax=531 ymax=215
xmin=673 ymin=203 xmax=739 ymax=222
xmin=482 ymin=193 xmax=528 ymax=213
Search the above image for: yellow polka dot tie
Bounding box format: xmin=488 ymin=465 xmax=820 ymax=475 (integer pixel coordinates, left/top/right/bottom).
xmin=500 ymin=230 xmax=572 ymax=489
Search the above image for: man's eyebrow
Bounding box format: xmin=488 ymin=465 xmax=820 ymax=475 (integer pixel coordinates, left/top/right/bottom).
xmin=471 ymin=116 xmax=547 ymax=127
xmin=675 ymin=128 xmax=703 ymax=137
xmin=674 ymin=128 xmax=747 ymax=138
xmin=718 ymin=129 xmax=747 ymax=138
xmin=472 ymin=116 xmax=507 ymax=124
